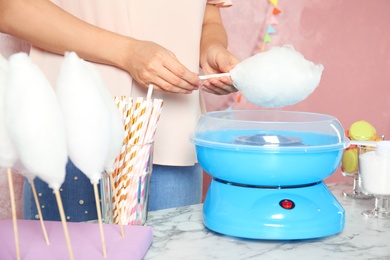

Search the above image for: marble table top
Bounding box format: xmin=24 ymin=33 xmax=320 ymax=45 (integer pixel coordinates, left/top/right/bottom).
xmin=144 ymin=182 xmax=390 ymax=260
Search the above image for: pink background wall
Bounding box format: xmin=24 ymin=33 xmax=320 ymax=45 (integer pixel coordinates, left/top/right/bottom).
xmin=1 ymin=0 xmax=390 ymax=218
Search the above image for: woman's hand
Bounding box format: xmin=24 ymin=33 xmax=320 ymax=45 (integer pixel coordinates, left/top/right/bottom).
xmin=200 ymin=45 xmax=240 ymax=95
xmin=122 ymin=39 xmax=202 ymax=94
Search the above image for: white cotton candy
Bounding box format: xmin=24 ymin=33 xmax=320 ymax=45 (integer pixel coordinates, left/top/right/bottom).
xmin=83 ymin=62 xmax=125 ymax=173
xmin=5 ymin=53 xmax=67 ymax=191
xmin=56 ymin=52 xmax=112 ymax=184
xmin=0 ymin=54 xmax=18 ymax=169
xmin=230 ymin=45 xmax=324 ymax=108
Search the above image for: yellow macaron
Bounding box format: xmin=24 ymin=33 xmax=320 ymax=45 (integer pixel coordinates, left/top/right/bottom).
xmin=348 ymin=120 xmax=376 ymax=141
xmin=342 ymin=148 xmax=358 ymax=173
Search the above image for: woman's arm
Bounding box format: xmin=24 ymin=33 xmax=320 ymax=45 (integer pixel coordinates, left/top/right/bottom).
xmin=200 ymin=4 xmax=229 ymax=68
xmin=0 ymin=0 xmax=200 ymax=93
xmin=0 ymin=0 xmax=131 ymax=69
xmin=200 ymin=4 xmax=239 ymax=95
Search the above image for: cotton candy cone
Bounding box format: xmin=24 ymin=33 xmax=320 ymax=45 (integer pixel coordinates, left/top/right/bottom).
xmin=230 ymin=45 xmax=324 ymax=108
xmin=56 ymin=52 xmax=111 ymax=185
xmin=5 ymin=53 xmax=67 ymax=191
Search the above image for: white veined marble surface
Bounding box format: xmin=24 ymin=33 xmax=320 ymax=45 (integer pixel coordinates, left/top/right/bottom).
xmin=144 ymin=182 xmax=390 ymax=260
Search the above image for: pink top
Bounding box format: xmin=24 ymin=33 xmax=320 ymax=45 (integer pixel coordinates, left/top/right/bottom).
xmin=30 ymin=0 xmax=232 ymax=166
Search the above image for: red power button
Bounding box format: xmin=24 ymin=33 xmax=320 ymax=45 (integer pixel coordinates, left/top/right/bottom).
xmin=279 ymin=199 xmax=295 ymax=210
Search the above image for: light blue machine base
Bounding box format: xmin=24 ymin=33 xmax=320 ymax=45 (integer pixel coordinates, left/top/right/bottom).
xmin=203 ymin=180 xmax=345 ymax=240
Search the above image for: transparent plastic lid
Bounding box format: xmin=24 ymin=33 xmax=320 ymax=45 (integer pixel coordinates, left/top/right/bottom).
xmin=190 ymin=110 xmax=348 ymax=153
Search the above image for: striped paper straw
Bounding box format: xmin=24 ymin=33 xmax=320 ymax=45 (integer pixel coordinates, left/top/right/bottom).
xmin=106 ymin=95 xmax=164 ymax=225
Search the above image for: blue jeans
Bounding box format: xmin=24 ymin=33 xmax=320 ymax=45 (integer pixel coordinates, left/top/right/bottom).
xmin=22 ymin=160 xmax=202 ymax=221
xmin=148 ymin=164 xmax=202 ymax=211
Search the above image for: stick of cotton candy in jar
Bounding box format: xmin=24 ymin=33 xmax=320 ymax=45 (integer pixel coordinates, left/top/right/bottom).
xmin=57 ymin=52 xmax=125 ymax=256
xmin=359 ymin=141 xmax=390 ymax=195
xmin=230 ymin=45 xmax=324 ymax=108
xmin=4 ymin=53 xmax=72 ymax=258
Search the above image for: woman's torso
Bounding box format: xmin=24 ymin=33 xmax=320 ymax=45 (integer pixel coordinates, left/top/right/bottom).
xmin=30 ymin=0 xmax=208 ymax=166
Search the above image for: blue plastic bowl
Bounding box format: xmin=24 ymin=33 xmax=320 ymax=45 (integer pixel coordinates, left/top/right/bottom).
xmin=191 ymin=111 xmax=348 ymax=186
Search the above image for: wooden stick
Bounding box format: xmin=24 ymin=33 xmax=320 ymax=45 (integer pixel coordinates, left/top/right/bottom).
xmin=93 ymin=182 xmax=107 ymax=258
xmin=7 ymin=168 xmax=21 ymax=260
xmin=54 ymin=189 xmax=74 ymax=260
xmin=110 ymin=172 xmax=125 ymax=237
xmin=30 ymin=180 xmax=50 ymax=245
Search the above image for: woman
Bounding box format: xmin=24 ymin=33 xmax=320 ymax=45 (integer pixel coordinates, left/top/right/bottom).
xmin=0 ymin=0 xmax=239 ymax=221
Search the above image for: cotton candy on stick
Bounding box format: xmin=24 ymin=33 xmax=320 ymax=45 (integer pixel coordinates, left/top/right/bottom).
xmin=56 ymin=52 xmax=110 ymax=184
xmin=87 ymin=59 xmax=126 ymax=237
xmin=4 ymin=53 xmax=72 ymax=259
xmin=5 ymin=53 xmax=68 ymax=191
xmin=1 ymin=54 xmax=49 ymax=253
xmin=200 ymin=45 xmax=324 ymax=108
xmin=57 ymin=52 xmax=131 ymax=256
xmin=0 ymin=53 xmax=21 ymax=260
xmin=85 ymin=62 xmax=126 ymax=237
xmin=2 ymin=54 xmax=50 ymax=246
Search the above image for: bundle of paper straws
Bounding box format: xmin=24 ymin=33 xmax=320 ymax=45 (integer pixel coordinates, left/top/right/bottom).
xmin=102 ymin=95 xmax=163 ymax=225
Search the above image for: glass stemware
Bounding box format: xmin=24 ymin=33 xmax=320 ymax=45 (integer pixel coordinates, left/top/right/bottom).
xmin=341 ymin=146 xmax=373 ymax=199
xmin=341 ymin=169 xmax=372 ymax=199
xmin=362 ymin=196 xmax=390 ymax=218
xmin=359 ymin=141 xmax=390 ymax=219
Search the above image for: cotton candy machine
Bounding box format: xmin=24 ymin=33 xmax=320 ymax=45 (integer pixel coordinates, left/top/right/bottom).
xmin=190 ymin=110 xmax=347 ymax=240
